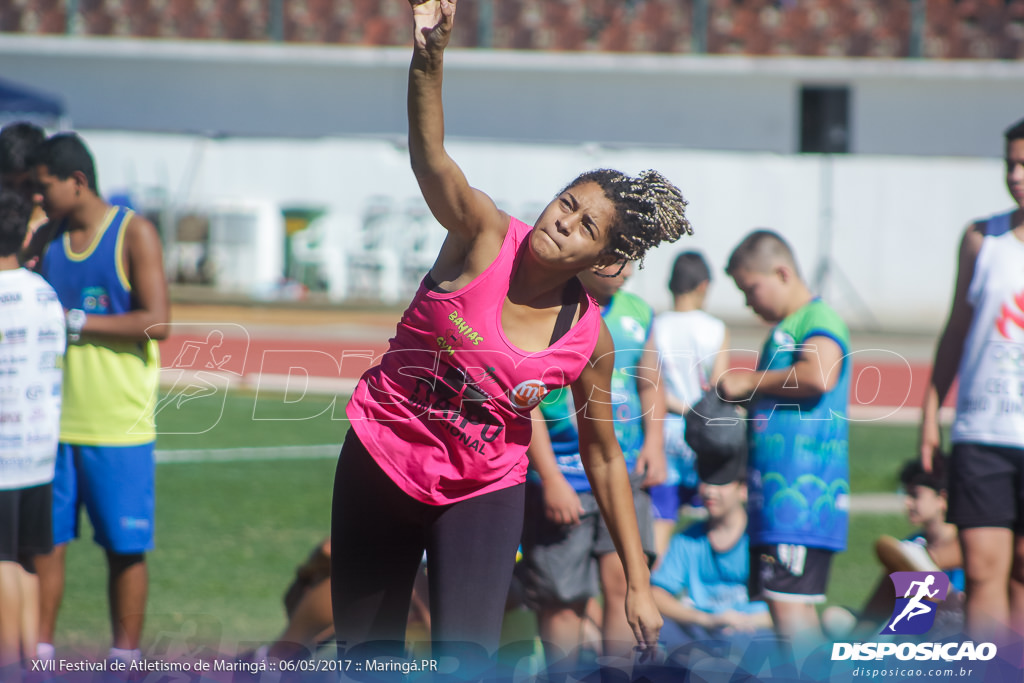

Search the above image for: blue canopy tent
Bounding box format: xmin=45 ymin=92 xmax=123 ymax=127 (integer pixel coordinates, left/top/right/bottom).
xmin=0 ymin=77 xmax=66 ymax=128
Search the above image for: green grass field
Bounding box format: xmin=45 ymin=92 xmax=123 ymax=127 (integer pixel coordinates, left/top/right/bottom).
xmin=53 ymin=390 xmax=921 ymax=656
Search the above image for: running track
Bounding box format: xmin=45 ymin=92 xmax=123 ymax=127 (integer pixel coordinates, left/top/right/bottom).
xmin=159 ymin=331 xmax=955 ymax=421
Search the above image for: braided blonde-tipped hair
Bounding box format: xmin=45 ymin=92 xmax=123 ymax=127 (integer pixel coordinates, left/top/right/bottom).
xmin=560 ymin=168 xmax=692 ymax=268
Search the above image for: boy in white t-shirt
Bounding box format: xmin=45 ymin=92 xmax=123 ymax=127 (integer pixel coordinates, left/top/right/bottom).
xmin=647 ymin=251 xmax=730 ymax=558
xmin=0 ymin=187 xmax=64 ymax=675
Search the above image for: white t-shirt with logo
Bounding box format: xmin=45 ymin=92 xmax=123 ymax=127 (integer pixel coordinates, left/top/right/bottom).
xmin=0 ymin=267 xmax=65 ymax=489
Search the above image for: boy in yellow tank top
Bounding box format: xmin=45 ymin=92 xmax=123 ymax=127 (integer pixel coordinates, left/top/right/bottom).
xmin=31 ymin=133 xmax=169 ymax=665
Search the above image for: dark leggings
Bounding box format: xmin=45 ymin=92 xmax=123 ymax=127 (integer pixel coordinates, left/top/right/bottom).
xmin=331 ymin=429 xmax=525 ymax=658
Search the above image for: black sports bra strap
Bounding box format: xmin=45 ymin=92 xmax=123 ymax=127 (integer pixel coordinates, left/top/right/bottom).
xmin=549 ymin=277 xmax=582 ymax=346
xmin=422 ymin=271 xmax=451 ymax=294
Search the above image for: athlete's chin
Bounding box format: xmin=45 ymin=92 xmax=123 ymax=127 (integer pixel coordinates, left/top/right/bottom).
xmin=528 ymin=231 xmax=558 ymax=260
xmin=529 ymin=242 xmax=584 ymax=271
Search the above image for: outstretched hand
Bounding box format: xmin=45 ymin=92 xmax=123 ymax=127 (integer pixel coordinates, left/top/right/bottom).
xmin=409 ymin=0 xmax=457 ymax=53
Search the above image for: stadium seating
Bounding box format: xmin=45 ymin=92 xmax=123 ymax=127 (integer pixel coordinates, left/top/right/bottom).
xmin=2 ymin=0 xmax=1022 ymax=60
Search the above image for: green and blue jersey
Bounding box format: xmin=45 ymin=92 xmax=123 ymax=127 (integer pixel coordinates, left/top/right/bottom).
xmin=746 ymin=299 xmax=851 ymax=551
xmin=537 ymin=289 xmax=653 ymax=492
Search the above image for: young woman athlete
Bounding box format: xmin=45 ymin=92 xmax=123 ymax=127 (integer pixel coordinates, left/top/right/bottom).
xmin=331 ymin=0 xmax=692 ymax=662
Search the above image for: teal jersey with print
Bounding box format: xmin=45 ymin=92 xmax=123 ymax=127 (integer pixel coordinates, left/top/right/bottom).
xmin=746 ymin=299 xmax=851 ymax=551
xmin=536 ymin=290 xmax=653 ymax=492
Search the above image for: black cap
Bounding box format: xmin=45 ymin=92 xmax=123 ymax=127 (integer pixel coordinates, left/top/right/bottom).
xmin=685 ymin=392 xmax=748 ymax=485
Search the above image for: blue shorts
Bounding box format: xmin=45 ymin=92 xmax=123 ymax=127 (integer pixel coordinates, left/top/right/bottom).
xmin=654 ymin=415 xmax=701 ymax=521
xmin=52 ymin=443 xmax=155 ymax=554
xmin=648 ymin=483 xmax=701 ymax=521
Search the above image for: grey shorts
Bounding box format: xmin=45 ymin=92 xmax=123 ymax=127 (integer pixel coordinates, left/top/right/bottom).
xmin=515 ymin=479 xmax=655 ymax=609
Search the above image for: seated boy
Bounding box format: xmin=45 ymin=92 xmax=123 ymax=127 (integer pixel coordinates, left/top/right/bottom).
xmin=650 ymin=401 xmax=771 ymax=646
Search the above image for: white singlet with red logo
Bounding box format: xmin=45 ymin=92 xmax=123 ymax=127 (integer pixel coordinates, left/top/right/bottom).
xmin=952 ymin=211 xmax=1024 ymax=447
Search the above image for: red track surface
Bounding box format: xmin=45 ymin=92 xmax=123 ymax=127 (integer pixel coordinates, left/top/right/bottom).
xmin=159 ymin=333 xmax=953 ymax=411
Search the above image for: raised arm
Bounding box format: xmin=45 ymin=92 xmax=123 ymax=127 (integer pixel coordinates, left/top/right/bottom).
xmin=919 ymin=222 xmax=984 ymax=471
xmin=572 ymin=322 xmax=662 ymax=655
xmin=407 ymin=0 xmax=505 ymax=246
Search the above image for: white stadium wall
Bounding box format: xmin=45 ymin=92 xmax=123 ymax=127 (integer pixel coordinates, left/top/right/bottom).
xmin=80 ymin=131 xmax=1011 ymax=333
xmin=4 ymin=35 xmax=1024 ymax=155
xmin=2 ymin=35 xmax=1023 ymax=331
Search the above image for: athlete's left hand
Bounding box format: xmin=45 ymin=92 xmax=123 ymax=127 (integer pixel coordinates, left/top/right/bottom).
xmin=625 ymin=584 xmax=663 ymax=661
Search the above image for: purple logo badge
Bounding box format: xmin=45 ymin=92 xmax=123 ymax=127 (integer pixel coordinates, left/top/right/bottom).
xmin=884 ymin=571 xmax=950 ymax=635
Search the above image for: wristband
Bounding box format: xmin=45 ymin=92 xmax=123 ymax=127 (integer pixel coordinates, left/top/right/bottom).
xmin=66 ymin=308 xmax=86 ymax=342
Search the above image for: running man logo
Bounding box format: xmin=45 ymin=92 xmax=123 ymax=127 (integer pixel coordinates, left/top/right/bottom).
xmin=510 ymin=379 xmax=548 ymax=410
xmin=884 ymin=571 xmax=951 ymax=635
xmin=148 ymin=324 xmax=250 ymax=436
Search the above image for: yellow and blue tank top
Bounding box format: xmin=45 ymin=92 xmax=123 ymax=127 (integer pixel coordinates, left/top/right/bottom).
xmin=535 ymin=290 xmax=654 ymax=492
xmin=41 ymin=206 xmax=160 ymax=445
xmin=746 ymin=298 xmax=851 ymax=551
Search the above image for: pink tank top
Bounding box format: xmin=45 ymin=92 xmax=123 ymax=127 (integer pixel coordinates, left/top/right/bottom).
xmin=346 ymin=217 xmax=602 ymax=504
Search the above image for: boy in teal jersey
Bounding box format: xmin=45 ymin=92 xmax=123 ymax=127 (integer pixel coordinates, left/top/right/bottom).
xmin=516 ymin=261 xmax=665 ymax=672
xmin=718 ymin=230 xmax=851 ymax=639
